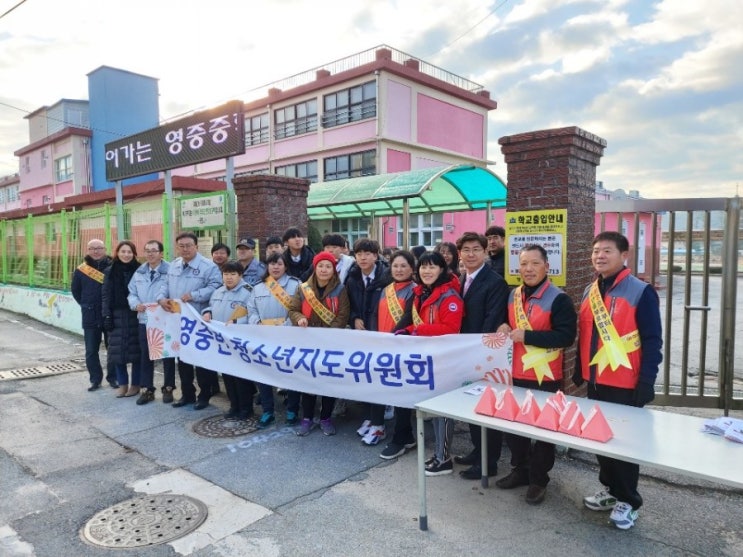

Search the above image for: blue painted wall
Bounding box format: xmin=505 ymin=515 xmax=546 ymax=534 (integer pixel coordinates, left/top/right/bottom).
xmin=87 ymin=66 xmax=159 ymax=190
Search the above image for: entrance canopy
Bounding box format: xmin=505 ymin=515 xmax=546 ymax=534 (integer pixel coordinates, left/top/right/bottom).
xmin=306 ymin=165 xmax=507 ymax=219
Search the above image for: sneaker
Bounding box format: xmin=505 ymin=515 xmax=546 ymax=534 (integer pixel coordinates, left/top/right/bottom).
xmin=256 ymin=412 xmax=275 ymax=429
xmin=361 ymin=425 xmax=386 ymax=446
xmin=332 ymin=399 xmax=347 ymax=417
xmin=384 ymin=405 xmax=395 ymax=420
xmin=320 ymin=418 xmax=336 ymax=436
xmin=296 ymin=418 xmax=315 ymax=436
xmin=379 ymin=440 xmax=417 ymax=460
xmin=583 ymin=488 xmax=617 ymax=511
xmin=356 ymin=419 xmax=372 ymax=437
xmin=285 ymin=411 xmax=299 ymax=425
xmin=161 ymin=386 xmax=174 ymax=404
xmin=136 ymin=390 xmax=155 ymax=405
xmin=425 ymin=457 xmax=453 ymax=476
xmin=609 ymin=502 xmax=638 ymax=530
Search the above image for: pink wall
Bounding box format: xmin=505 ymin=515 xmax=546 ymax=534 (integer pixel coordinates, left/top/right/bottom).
xmin=386 ymin=149 xmax=411 ymax=173
xmin=385 ymin=80 xmax=412 ymax=141
xmin=322 ymin=120 xmax=376 ymax=149
xmin=416 ymin=94 xmax=484 ymax=158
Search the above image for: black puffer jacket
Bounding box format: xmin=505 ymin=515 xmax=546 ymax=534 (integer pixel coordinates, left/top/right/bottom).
xmin=345 ymin=259 xmax=391 ymax=330
xmin=71 ymin=255 xmax=112 ymax=328
xmin=102 ymin=259 xmax=141 ymax=365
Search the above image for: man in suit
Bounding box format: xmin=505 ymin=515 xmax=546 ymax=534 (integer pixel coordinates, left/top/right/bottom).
xmin=455 ymin=231 xmax=510 ymax=480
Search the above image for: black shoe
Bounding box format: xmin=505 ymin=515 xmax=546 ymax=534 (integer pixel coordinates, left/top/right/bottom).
xmin=172 ymin=397 xmax=195 ymax=408
xmin=237 ymin=409 xmax=253 ymax=421
xmin=454 ymin=451 xmax=479 ymax=466
xmin=459 ymin=464 xmax=497 ymax=480
xmin=193 ymin=400 xmax=210 ymax=410
xmin=136 ymin=390 xmax=155 ymax=405
xmin=223 ymin=408 xmax=239 ymax=419
xmin=107 ymin=380 xmax=119 ymax=389
xmin=495 ymin=470 xmax=529 ymax=489
xmin=87 ymin=383 xmax=101 ymax=392
xmin=525 ymin=484 xmax=546 ymax=505
xmin=161 ymin=386 xmax=174 ymax=404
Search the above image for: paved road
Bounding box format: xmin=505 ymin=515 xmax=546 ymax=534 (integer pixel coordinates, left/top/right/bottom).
xmin=1 ymin=309 xmax=742 ymax=556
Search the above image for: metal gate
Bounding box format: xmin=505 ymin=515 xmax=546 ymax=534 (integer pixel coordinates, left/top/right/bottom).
xmin=595 ymin=197 xmax=741 ymax=413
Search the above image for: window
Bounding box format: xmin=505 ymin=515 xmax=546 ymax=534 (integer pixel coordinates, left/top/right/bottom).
xmin=54 ymin=155 xmax=73 ymax=182
xmin=323 ymin=81 xmax=376 ymax=128
xmin=245 ymin=113 xmax=269 ymax=146
xmin=23 ymin=156 xmax=30 ymax=173
xmin=275 ymin=160 xmax=318 ymax=183
xmin=397 ymin=214 xmax=444 ymax=249
xmin=234 ymin=168 xmax=269 ymax=178
xmin=42 ymin=195 xmax=51 ymax=205
xmin=324 ymin=150 xmax=376 ymax=181
xmin=0 ymin=189 xmax=5 ymax=203
xmin=8 ymin=185 xmax=18 ymax=202
xmin=41 ymin=150 xmax=48 ymax=169
xmin=274 ymin=99 xmax=317 ymax=139
xmin=331 ymin=218 xmax=370 ymax=246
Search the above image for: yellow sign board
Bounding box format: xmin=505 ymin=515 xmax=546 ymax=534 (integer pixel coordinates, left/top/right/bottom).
xmin=504 ymin=209 xmax=567 ymax=286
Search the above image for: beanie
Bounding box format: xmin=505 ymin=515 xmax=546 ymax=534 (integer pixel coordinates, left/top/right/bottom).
xmin=312 ymin=251 xmax=338 ymax=270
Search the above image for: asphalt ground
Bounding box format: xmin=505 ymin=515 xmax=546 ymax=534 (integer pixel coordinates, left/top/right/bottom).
xmin=1 ymin=308 xmax=742 ymax=557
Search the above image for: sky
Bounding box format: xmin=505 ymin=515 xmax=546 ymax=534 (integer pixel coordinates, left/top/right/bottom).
xmin=0 ymin=0 xmax=741 ymax=199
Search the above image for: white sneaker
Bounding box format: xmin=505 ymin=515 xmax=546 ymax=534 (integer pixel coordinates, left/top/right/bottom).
xmin=384 ymin=405 xmax=395 ymax=420
xmin=609 ymin=502 xmax=638 ymax=530
xmin=583 ymin=488 xmax=617 ymax=511
xmin=356 ymin=419 xmax=372 ymax=437
xmin=362 ymin=425 xmax=386 ymax=446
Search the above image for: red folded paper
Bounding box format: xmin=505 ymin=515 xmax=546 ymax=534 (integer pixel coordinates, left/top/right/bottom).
xmin=474 ymin=386 xmax=497 ymax=417
xmin=580 ymin=404 xmax=614 ymax=442
xmin=515 ymin=389 xmax=541 ymax=426
xmin=534 ymin=398 xmax=561 ymax=431
xmin=494 ymin=388 xmax=520 ymax=421
xmin=549 ymin=390 xmax=568 ymax=413
xmin=558 ymin=400 xmax=584 ymax=436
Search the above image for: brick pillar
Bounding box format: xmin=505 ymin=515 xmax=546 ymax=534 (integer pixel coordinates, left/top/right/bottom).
xmin=232 ymin=174 xmax=311 ymax=251
xmin=498 ymin=126 xmax=607 ymax=394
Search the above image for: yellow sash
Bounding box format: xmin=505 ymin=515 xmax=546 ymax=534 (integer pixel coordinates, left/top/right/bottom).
xmin=77 ymin=263 xmax=105 ymax=284
xmin=587 ymin=281 xmax=640 ymax=374
xmin=227 ymin=305 xmax=248 ymax=322
xmin=261 ymin=317 xmax=286 ymax=326
xmin=513 ymin=286 xmax=561 ymax=385
xmin=266 ymin=276 xmax=294 ymax=312
xmin=412 ymin=303 xmax=423 ymax=326
xmin=384 ymin=284 xmax=405 ymax=326
xmin=300 ymin=282 xmax=336 ymax=326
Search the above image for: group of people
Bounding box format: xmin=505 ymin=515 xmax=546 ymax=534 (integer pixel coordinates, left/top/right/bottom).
xmin=72 ymin=225 xmax=661 ymax=531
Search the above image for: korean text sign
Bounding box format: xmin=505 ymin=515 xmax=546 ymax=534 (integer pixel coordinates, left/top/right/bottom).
xmin=146 ymin=304 xmax=513 ymax=408
xmin=104 ymin=100 xmax=245 ymax=181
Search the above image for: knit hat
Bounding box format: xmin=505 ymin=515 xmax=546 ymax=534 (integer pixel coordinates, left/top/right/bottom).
xmin=312 ymin=251 xmax=338 ymax=270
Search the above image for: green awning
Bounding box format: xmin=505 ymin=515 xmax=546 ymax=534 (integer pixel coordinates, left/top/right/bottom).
xmin=307 ymin=165 xmax=507 ymax=219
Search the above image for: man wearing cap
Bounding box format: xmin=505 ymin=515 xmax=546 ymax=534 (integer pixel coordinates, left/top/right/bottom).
xmin=236 ymin=237 xmax=266 ymax=287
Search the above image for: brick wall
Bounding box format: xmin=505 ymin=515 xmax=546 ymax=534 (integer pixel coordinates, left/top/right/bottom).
xmin=499 ymin=126 xmax=606 ymax=395
xmin=232 ymin=175 xmax=311 ymax=248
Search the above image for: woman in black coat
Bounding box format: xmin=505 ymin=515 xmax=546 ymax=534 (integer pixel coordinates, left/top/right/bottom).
xmin=102 ymin=240 xmax=142 ymax=398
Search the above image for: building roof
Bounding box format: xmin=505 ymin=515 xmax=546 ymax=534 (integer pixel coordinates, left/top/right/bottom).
xmin=307 ymin=165 xmax=507 ymax=219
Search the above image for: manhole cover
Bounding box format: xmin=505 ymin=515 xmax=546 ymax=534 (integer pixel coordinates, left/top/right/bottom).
xmin=81 ymin=494 xmax=207 ymax=549
xmin=0 ymin=362 xmax=82 ymax=381
xmin=192 ymin=414 xmax=259 ymax=438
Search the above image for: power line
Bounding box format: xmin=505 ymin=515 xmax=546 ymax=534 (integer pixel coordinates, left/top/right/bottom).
xmin=431 ymin=0 xmax=510 ymax=56
xmin=0 ymin=0 xmax=29 ymax=21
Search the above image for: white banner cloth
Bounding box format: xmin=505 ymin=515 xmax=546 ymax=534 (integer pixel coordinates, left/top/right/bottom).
xmin=146 ymin=304 xmax=512 ymax=408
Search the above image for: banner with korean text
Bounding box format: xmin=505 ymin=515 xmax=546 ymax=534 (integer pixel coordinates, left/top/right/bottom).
xmin=146 ymin=304 xmax=513 ymax=408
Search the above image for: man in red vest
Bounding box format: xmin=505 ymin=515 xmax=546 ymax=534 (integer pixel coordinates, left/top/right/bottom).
xmin=574 ymin=231 xmax=662 ymax=530
xmin=496 ymin=244 xmax=576 ymax=504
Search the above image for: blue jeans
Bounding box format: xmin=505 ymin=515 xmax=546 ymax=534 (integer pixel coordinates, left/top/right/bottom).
xmin=83 ymin=327 xmax=116 ymax=385
xmin=115 ymin=362 xmax=141 ymax=387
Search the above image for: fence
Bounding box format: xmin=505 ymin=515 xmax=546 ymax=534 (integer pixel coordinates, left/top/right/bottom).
xmin=0 ymin=194 xmax=229 ymax=290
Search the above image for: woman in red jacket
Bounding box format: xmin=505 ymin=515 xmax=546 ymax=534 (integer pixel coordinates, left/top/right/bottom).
xmin=400 ymin=251 xmax=463 ymax=475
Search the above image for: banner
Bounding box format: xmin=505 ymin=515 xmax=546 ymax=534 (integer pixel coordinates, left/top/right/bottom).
xmin=146 ymin=304 xmax=513 ymax=408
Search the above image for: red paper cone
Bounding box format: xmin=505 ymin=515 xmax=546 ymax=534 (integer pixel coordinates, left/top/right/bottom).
xmin=515 ymin=390 xmax=541 ymax=426
xmin=549 ymin=390 xmax=568 ymax=413
xmin=580 ymin=404 xmax=614 ymax=442
xmin=558 ymin=401 xmax=584 ymax=436
xmin=474 ymin=386 xmax=497 ymax=417
xmin=534 ymin=399 xmax=561 ymax=431
xmin=494 ymin=388 xmax=520 ymax=421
